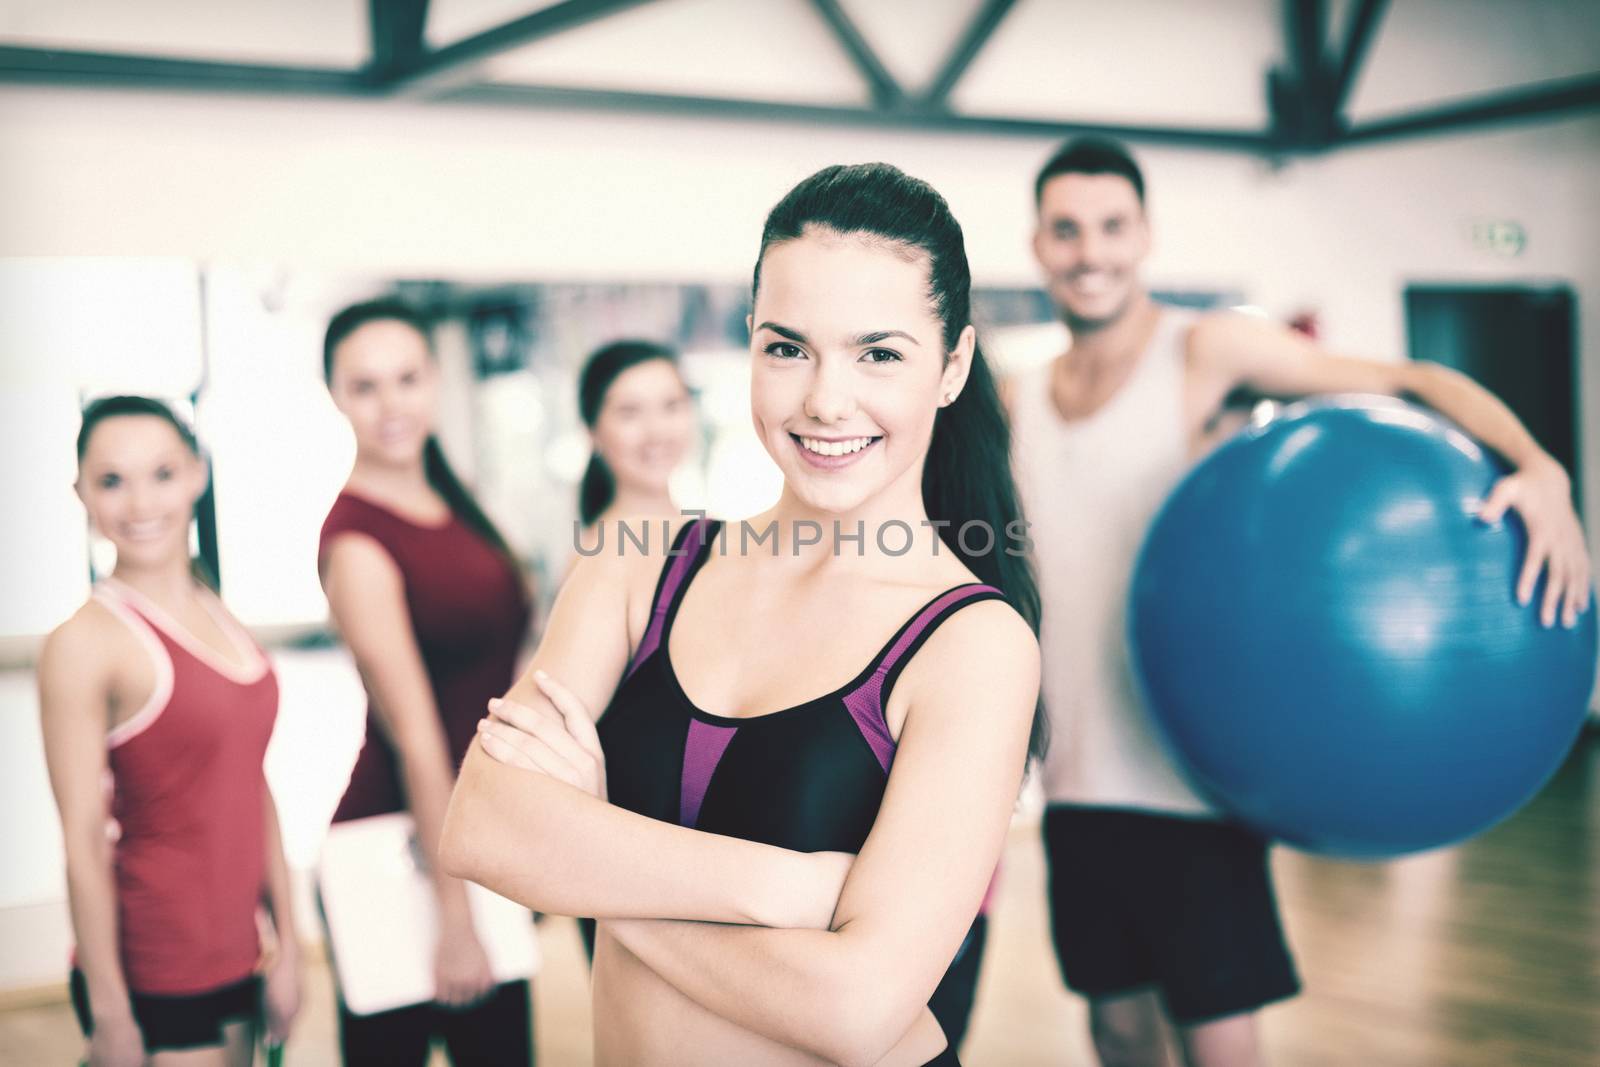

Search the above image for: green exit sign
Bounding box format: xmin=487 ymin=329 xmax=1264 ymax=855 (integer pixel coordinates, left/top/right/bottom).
xmin=1468 ymin=219 xmax=1526 ymax=257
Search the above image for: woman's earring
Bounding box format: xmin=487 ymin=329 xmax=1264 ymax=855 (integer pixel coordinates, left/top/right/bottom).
xmin=943 ymin=391 xmax=956 ymax=405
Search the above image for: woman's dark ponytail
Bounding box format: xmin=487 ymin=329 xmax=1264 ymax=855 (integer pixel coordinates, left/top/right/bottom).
xmin=921 ymin=344 xmax=1046 ymax=760
xmin=578 ymin=455 xmax=616 ymax=528
xmin=421 ymin=435 xmax=516 ymax=561
xmin=921 ymin=343 xmax=1039 ymax=628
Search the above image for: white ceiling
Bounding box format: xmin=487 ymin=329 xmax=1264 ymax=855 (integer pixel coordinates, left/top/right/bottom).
xmin=952 ymin=0 xmax=1283 ymax=129
xmin=836 ymin=0 xmax=989 ymax=96
xmin=479 ymin=0 xmax=869 ymax=106
xmin=426 ymin=0 xmax=567 ymax=49
xmin=1 ymin=0 xmax=1595 ymax=131
xmin=1346 ymin=0 xmax=1600 ymax=122
xmin=0 ymin=0 xmax=369 ymax=66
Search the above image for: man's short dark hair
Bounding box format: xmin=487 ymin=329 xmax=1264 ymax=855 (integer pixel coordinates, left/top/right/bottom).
xmin=1034 ymin=137 xmax=1145 ymax=206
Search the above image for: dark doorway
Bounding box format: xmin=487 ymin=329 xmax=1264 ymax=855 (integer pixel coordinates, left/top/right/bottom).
xmin=1405 ymin=285 xmax=1581 ymax=514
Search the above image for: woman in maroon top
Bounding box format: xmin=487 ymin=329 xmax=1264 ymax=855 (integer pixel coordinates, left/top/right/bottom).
xmin=318 ymin=301 xmax=533 ymax=1066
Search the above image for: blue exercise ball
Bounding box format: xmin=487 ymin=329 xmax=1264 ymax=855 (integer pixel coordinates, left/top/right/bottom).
xmin=1129 ymin=395 xmax=1596 ymax=858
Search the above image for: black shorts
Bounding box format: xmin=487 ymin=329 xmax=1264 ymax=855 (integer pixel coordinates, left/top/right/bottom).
xmin=1042 ymin=805 xmax=1299 ymax=1025
xmin=71 ymin=968 xmax=260 ymax=1052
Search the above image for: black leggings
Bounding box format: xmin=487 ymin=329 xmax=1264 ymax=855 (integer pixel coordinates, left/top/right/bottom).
xmin=336 ymin=979 xmax=533 ymax=1067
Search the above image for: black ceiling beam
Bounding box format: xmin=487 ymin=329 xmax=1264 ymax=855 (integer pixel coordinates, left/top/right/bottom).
xmin=922 ymin=0 xmax=1018 ymax=106
xmin=1284 ymin=0 xmax=1324 ymax=81
xmin=805 ymin=0 xmax=902 ymax=107
xmin=445 ymin=82 xmax=1271 ymax=150
xmin=0 ymin=44 xmax=1263 ymax=149
xmin=1342 ymin=73 xmax=1600 ymax=146
xmin=383 ymin=0 xmax=660 ymax=96
xmin=368 ymin=0 xmax=431 ymax=80
xmin=1331 ymin=0 xmax=1386 ymax=116
xmin=1268 ymin=0 xmax=1339 ymax=149
xmin=0 ymin=45 xmax=369 ymax=95
xmin=3 ymin=41 xmax=1593 ymax=155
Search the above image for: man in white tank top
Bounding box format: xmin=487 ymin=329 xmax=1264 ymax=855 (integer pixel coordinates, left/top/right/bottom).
xmin=1011 ymin=138 xmax=1589 ymax=1067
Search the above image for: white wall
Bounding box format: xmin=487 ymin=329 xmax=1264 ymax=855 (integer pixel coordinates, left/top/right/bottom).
xmin=0 ymin=259 xmax=208 ymax=638
xmin=3 ymin=85 xmax=1595 ymax=511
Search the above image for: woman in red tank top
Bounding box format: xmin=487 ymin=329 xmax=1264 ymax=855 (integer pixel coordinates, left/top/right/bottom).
xmin=317 ymin=301 xmax=534 ymax=1066
xmin=39 ymin=397 xmax=301 ymax=1067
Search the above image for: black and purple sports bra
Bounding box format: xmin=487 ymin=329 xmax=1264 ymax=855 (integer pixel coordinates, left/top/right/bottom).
xmin=598 ymin=517 xmax=1004 ymax=856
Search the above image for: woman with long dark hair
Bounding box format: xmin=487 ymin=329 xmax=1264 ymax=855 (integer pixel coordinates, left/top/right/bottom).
xmin=570 ymin=339 xmax=694 ymax=956
xmin=440 ymin=164 xmax=1042 ymax=1067
xmin=40 ymin=396 xmax=300 ymax=1067
xmin=318 ymin=302 xmax=534 ymax=1066
xmin=574 ymin=339 xmax=695 ymax=551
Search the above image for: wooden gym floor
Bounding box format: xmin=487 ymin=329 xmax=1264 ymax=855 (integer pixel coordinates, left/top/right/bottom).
xmin=3 ymin=731 xmax=1595 ymax=1066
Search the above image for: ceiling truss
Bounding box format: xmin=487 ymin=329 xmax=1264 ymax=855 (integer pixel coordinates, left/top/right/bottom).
xmin=0 ymin=0 xmax=1595 ymax=155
